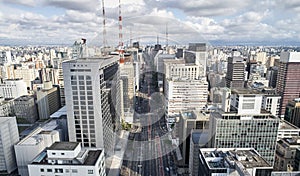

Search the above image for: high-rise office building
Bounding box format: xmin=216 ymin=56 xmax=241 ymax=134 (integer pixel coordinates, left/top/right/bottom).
xmin=188 ymin=130 xmax=209 ymax=176
xmin=0 ymin=117 xmax=19 ymax=174
xmin=284 ymin=98 xmax=300 ymax=128
xmin=276 ymin=52 xmax=300 ymax=117
xmin=36 ymin=82 xmax=61 ymax=120
xmin=14 ymin=95 xmax=38 ymax=123
xmin=267 ymin=66 xmax=278 ymax=88
xmin=209 ymin=110 xmax=279 ymax=165
xmin=225 ymin=56 xmax=246 ymax=88
xmin=210 ymin=89 xmax=280 ymax=165
xmin=186 ymin=43 xmax=207 ymax=77
xmin=178 ymin=111 xmax=209 ymax=164
xmin=63 ymin=56 xmax=119 ymax=158
xmin=164 ymin=78 xmax=208 ymax=116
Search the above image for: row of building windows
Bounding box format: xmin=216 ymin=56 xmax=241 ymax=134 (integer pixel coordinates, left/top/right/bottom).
xmin=40 ymin=168 xmax=94 ymax=174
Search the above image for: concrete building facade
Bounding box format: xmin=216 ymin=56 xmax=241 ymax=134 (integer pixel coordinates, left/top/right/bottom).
xmin=63 ymin=56 xmax=119 ymax=159
xmin=209 ymin=111 xmax=280 ymax=165
xmin=274 ymin=138 xmax=300 ymax=171
xmin=164 ymin=78 xmax=208 ymax=116
xmin=0 ymin=117 xmax=19 ymax=174
xmin=0 ymin=79 xmax=27 ymax=99
xmin=36 ymin=83 xmax=61 ymax=119
xmin=225 ymin=56 xmax=246 ymax=89
xmin=15 ymin=128 xmax=60 ymax=176
xmin=14 ymin=95 xmax=38 ymax=123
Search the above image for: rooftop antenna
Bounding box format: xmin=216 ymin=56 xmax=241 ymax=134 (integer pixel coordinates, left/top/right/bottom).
xmin=130 ymin=28 xmax=132 ymax=48
xmin=101 ymin=0 xmax=107 ymax=55
xmin=166 ymin=23 xmax=168 ymax=47
xmin=102 ymin=0 xmax=106 ymax=47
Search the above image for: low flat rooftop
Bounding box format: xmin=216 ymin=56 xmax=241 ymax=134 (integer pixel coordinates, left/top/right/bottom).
xmin=279 ymin=138 xmax=300 ymax=145
xmin=50 ymin=106 xmax=67 ymax=118
xmin=31 ymin=149 xmax=103 ymax=166
xmin=212 ymin=111 xmax=278 ymax=120
xmin=279 ymin=120 xmax=300 ymax=130
xmin=84 ymin=150 xmax=102 ymax=165
xmin=49 ymin=142 xmax=79 ymax=151
xmin=231 ymin=88 xmax=262 ymax=95
xmin=201 ymin=148 xmax=271 ymax=170
xmin=191 ymin=130 xmax=209 ymax=145
xmin=181 ymin=111 xmax=210 ymax=120
xmin=64 ymin=55 xmax=119 ymax=66
xmin=14 ymin=95 xmax=34 ymax=101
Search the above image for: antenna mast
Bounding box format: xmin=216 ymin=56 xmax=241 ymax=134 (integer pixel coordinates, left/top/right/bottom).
xmin=119 ymin=0 xmax=123 ymax=48
xmin=118 ymin=0 xmax=124 ymax=63
xmin=166 ymin=23 xmax=168 ymax=47
xmin=102 ymin=0 xmax=107 ymax=48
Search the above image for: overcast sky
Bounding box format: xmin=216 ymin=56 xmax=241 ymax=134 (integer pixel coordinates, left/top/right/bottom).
xmin=0 ymin=0 xmax=300 ymax=46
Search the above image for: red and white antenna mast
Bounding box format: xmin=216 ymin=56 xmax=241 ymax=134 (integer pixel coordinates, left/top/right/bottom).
xmin=118 ymin=0 xmax=123 ymax=48
xmin=118 ymin=0 xmax=124 ymax=63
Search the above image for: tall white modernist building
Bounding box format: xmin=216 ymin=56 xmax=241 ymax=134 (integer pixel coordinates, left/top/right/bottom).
xmin=163 ymin=44 xmax=208 ymax=117
xmin=63 ymin=56 xmax=120 ymax=157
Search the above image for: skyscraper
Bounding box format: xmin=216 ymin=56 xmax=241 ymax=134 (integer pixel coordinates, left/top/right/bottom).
xmin=63 ymin=56 xmax=120 ymax=157
xmin=209 ymin=111 xmax=279 ymax=165
xmin=210 ymin=89 xmax=280 ymax=165
xmin=225 ymin=56 xmax=246 ymax=89
xmin=285 ymin=98 xmax=300 ymax=128
xmin=276 ymin=52 xmax=300 ymax=117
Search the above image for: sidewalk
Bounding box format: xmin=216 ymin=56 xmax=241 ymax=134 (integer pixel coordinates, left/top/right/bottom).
xmin=107 ymin=130 xmax=129 ymax=176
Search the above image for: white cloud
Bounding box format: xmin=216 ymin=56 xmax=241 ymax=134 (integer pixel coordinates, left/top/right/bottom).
xmin=0 ymin=0 xmax=300 ymax=45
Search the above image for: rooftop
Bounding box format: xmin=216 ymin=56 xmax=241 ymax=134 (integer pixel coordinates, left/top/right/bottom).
xmin=0 ymin=117 xmax=15 ymax=125
xmin=279 ymin=120 xmax=300 ymax=130
xmin=191 ymin=130 xmax=209 ymax=145
xmin=278 ymin=138 xmax=300 ymax=146
xmin=231 ymin=88 xmax=262 ymax=95
xmin=64 ymin=55 xmax=119 ymax=67
xmin=50 ymin=106 xmax=67 ymax=118
xmin=83 ymin=150 xmax=102 ymax=165
xmin=31 ymin=149 xmax=103 ymax=166
xmin=181 ymin=110 xmax=209 ymax=121
xmin=18 ymin=119 xmax=59 ymax=144
xmin=14 ymin=95 xmax=34 ymax=101
xmin=212 ymin=110 xmax=278 ymax=120
xmin=48 ymin=142 xmax=79 ymax=151
xmin=201 ymin=148 xmax=271 ymax=170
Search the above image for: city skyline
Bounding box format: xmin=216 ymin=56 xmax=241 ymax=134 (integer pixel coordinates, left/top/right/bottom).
xmin=1 ymin=0 xmax=300 ymax=46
